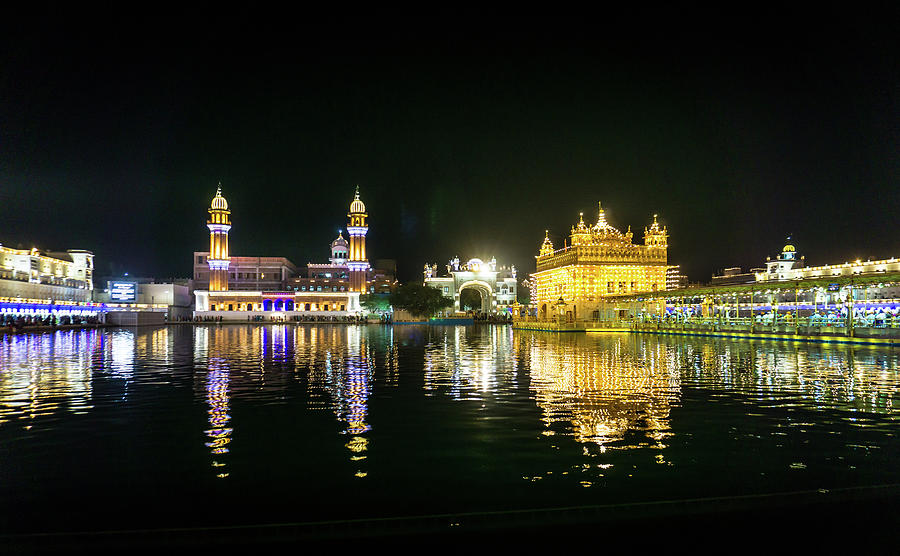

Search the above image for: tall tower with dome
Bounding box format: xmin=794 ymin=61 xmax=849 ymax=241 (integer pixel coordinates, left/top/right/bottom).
xmin=207 ymin=184 xmax=231 ymax=292
xmin=346 ymin=186 xmax=370 ymax=293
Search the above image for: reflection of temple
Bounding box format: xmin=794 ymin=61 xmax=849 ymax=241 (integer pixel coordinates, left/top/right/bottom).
xmin=523 ymin=334 xmax=680 ymax=449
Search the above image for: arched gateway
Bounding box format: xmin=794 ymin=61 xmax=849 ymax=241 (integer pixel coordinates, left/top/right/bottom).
xmin=423 ymin=257 xmax=518 ymax=314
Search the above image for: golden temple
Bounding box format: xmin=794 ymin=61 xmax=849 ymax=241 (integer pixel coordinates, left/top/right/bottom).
xmin=532 ymin=202 xmax=668 ymax=321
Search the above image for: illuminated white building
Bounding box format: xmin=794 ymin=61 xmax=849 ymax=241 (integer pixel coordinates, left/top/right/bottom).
xmin=0 ymin=244 xmax=94 ymax=299
xmin=424 ymin=257 xmax=518 ymax=313
xmin=193 ymin=186 xmax=374 ymax=319
xmin=755 ymin=241 xmax=900 ymax=283
xmin=0 ymin=243 xmax=102 ymax=322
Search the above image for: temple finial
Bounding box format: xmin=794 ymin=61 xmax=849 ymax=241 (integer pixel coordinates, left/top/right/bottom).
xmin=355 ymin=184 xmax=360 ymax=199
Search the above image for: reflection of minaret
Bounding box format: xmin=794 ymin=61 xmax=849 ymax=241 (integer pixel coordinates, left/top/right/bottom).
xmin=205 ymin=356 xmax=232 ymax=479
xmin=195 ymin=328 xmax=232 ymax=479
xmin=346 ymin=186 xmax=370 ymax=293
xmin=343 ymin=326 xmax=371 ymax=435
xmin=301 ymin=326 xmax=374 ymax=477
xmin=207 ymin=184 xmax=231 ymax=292
xmin=343 ymin=326 xmax=372 ymax=478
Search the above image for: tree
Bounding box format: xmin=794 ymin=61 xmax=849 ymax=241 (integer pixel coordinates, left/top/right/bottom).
xmin=359 ymin=293 xmax=391 ymax=315
xmin=517 ymin=279 xmax=532 ymax=305
xmin=389 ymin=283 xmax=453 ymax=318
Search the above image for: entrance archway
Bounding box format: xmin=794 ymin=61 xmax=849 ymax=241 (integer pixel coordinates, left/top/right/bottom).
xmin=459 ymin=288 xmax=483 ymax=312
xmin=457 ymin=280 xmax=493 ymax=313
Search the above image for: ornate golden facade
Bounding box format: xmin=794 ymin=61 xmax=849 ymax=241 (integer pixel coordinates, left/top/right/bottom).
xmin=532 ymin=202 xmax=667 ymax=320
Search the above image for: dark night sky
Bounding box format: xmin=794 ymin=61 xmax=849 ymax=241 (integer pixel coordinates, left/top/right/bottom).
xmin=1 ymin=11 xmax=898 ymax=284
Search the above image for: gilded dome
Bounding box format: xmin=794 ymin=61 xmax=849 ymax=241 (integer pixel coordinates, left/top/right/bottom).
xmin=349 ymin=185 xmax=366 ymax=214
xmin=210 ymin=184 xmax=228 ymax=211
xmin=783 ymin=244 xmax=796 ymax=253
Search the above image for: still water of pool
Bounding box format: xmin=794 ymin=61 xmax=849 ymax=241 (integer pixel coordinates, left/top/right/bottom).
xmin=1 ymin=324 xmax=899 ymax=537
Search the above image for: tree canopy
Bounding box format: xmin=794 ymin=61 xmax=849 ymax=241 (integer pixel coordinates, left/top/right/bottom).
xmin=517 ymin=280 xmax=531 ymax=305
xmin=359 ymin=293 xmax=392 ymax=315
xmin=389 ymin=283 xmax=453 ymax=318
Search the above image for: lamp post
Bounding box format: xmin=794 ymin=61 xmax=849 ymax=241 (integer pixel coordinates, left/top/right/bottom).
xmin=554 ymin=297 xmax=567 ymax=325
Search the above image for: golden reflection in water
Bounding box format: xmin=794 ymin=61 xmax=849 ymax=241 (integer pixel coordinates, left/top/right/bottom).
xmin=423 ymin=326 xmax=517 ymax=398
xmin=205 ymin=357 xmax=232 ymax=478
xmin=676 ymin=340 xmax=900 ymax=414
xmin=297 ymin=325 xmax=375 ymax=473
xmin=0 ymin=330 xmax=101 ymax=426
xmin=135 ymin=326 xmax=170 ymax=367
xmin=382 ymin=327 xmax=400 ymax=388
xmin=193 ymin=327 xmax=233 ymax=478
xmin=523 ymin=334 xmax=680 ymax=450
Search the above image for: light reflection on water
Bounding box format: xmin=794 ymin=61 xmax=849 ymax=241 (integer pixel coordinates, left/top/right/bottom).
xmin=424 ymin=325 xmax=518 ymax=399
xmin=1 ymin=324 xmax=900 ymax=531
xmin=523 ymin=333 xmax=680 ymax=450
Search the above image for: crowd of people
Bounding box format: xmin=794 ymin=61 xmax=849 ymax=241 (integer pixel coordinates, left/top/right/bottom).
xmin=470 ymin=312 xmax=513 ymax=323
xmin=648 ymin=307 xmax=900 ymax=329
xmin=2 ymin=313 xmax=103 ymax=333
xmin=189 ymin=314 xmax=386 ymax=323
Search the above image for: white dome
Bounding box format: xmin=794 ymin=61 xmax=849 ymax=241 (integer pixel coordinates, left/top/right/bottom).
xmin=332 ymin=234 xmax=349 ymax=248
